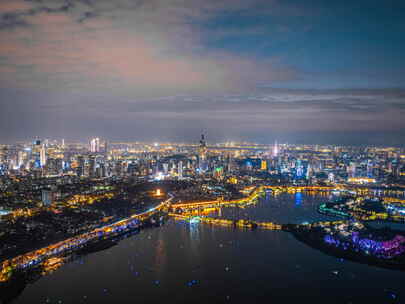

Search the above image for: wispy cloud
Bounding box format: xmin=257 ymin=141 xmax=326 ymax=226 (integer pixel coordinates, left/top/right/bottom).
xmin=0 ymin=0 xmax=295 ymax=94
xmin=0 ymin=1 xmax=404 ymax=144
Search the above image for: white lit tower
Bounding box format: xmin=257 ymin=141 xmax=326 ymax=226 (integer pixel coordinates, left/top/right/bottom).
xmin=272 ymin=140 xmax=279 ymax=158
xmin=90 ymin=138 xmax=100 ymax=153
xmin=40 ymin=144 xmax=47 ymax=167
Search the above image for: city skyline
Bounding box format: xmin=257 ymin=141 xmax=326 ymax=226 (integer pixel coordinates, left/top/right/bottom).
xmin=1 ymin=130 xmax=405 ymax=303
xmin=1 ymin=2 xmax=405 ymax=302
xmin=3 ymin=136 xmax=405 ymax=148
xmin=1 ymin=1 xmax=405 ymax=144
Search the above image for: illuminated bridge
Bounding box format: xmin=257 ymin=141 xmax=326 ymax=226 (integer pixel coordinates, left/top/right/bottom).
xmin=170 ymin=185 xmax=334 ymax=212
xmin=0 ymin=198 xmax=171 ymax=282
xmin=169 ymin=214 xmax=345 ymax=231
xmin=170 ymin=213 xmax=283 ymax=230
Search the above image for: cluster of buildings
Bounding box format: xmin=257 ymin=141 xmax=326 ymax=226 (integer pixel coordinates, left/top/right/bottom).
xmin=1 ymin=136 xmax=405 ymax=186
xmin=1 ymin=134 xmax=405 ymax=272
xmin=0 ymin=136 xmax=403 ymax=227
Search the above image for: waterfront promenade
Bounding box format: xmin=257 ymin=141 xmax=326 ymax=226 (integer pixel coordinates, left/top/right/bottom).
xmin=0 ymin=198 xmax=171 ymax=282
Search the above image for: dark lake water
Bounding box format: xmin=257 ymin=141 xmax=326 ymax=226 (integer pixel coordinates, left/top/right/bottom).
xmin=10 ymin=193 xmax=405 ymax=303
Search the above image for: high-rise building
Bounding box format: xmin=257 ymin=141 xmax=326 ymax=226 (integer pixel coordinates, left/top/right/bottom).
xmin=296 ymin=159 xmax=304 ymax=178
xmin=178 ymin=161 xmax=183 ymax=179
xmin=115 ymin=161 xmax=123 ymax=177
xmin=198 ymin=134 xmax=208 ymax=172
xmin=90 ymin=138 xmax=100 ymax=153
xmin=306 ymin=163 xmax=312 ymax=180
xmin=17 ymin=151 xmax=26 ymax=168
xmin=76 ymin=155 xmax=85 ymax=177
xmin=41 ymin=189 xmax=53 ymax=206
xmin=32 ymin=139 xmax=41 ymax=168
xmin=88 ymin=155 xmax=96 ymax=177
xmin=367 ymin=160 xmax=373 ymax=177
xmin=273 ymin=140 xmax=279 ymax=158
xmin=44 ymin=158 xmax=62 ymax=176
xmin=349 ymin=162 xmax=357 ymax=178
xmin=40 ymin=145 xmax=47 ymax=167
xmin=261 ymin=160 xmax=267 ymax=171
xmin=163 ymin=163 xmax=169 ymax=175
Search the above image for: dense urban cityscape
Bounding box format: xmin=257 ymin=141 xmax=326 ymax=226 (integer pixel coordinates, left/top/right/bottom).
xmin=1 ymin=135 xmax=405 ymax=302
xmin=2 ymin=0 xmax=405 ymax=302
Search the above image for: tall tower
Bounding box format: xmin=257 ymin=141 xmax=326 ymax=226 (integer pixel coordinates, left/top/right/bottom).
xmin=272 ymin=140 xmax=279 ymax=158
xmin=40 ymin=144 xmax=47 ymax=167
xmin=178 ymin=161 xmax=183 ymax=179
xmin=90 ymin=138 xmax=100 ymax=153
xmin=104 ymin=140 xmax=108 ymax=155
xmin=199 ymin=134 xmax=207 ymax=157
xmin=88 ymin=155 xmax=96 ymax=177
xmin=367 ymin=160 xmax=373 ymax=177
xmin=76 ymin=155 xmax=85 ymax=177
xmin=198 ymin=133 xmax=208 ymax=172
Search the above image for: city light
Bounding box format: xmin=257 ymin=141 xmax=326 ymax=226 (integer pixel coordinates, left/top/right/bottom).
xmin=1 ymin=0 xmax=405 ymax=301
xmin=0 ymin=136 xmax=405 ymax=301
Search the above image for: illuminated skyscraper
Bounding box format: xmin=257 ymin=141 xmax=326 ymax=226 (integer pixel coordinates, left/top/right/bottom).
xmin=41 ymin=189 xmax=53 ymax=206
xmin=306 ymin=163 xmax=312 ymax=180
xmin=76 ymin=155 xmax=85 ymax=177
xmin=32 ymin=139 xmax=41 ymax=168
xmin=296 ymin=159 xmax=304 ymax=178
xmin=261 ymin=160 xmax=267 ymax=170
xmin=178 ymin=161 xmax=183 ymax=179
xmin=273 ymin=140 xmax=279 ymax=158
xmin=198 ymin=134 xmax=208 ymax=172
xmin=90 ymin=138 xmax=100 ymax=153
xmin=40 ymin=145 xmax=47 ymax=167
xmin=199 ymin=134 xmax=207 ymax=159
xmin=163 ymin=163 xmax=169 ymax=175
xmin=367 ymin=160 xmax=373 ymax=177
xmin=17 ymin=151 xmax=26 ymax=168
xmin=88 ymin=155 xmax=96 ymax=177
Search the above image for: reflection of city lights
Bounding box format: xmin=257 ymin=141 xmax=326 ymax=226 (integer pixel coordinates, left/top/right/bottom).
xmin=156 ymin=189 xmax=161 ymax=196
xmin=295 ymin=192 xmax=302 ymax=206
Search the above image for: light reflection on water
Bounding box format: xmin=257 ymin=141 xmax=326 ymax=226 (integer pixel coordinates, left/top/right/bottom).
xmin=7 ymin=193 xmax=405 ymax=304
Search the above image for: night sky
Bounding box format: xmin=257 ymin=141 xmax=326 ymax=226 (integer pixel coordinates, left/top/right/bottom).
xmin=1 ymin=0 xmax=405 ymax=145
